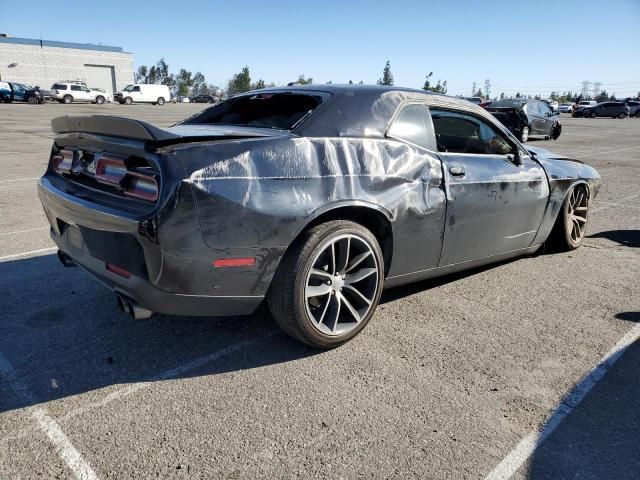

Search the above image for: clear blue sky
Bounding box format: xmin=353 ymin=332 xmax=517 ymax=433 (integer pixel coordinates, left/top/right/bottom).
xmin=2 ymin=0 xmax=639 ymax=97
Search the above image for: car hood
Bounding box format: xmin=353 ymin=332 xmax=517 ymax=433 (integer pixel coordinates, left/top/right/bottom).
xmin=527 ymin=145 xmax=583 ymax=163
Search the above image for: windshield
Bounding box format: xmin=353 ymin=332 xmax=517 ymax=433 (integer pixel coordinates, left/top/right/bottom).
xmin=123 ymin=85 xmax=134 ymax=92
xmin=488 ymin=99 xmax=525 ymax=108
xmin=185 ymin=91 xmax=330 ymax=130
xmin=578 ymin=101 xmax=591 ymax=106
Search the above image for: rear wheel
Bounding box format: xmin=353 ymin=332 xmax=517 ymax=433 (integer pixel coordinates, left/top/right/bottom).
xmin=268 ymin=220 xmax=384 ymax=349
xmin=617 ymin=112 xmax=626 ymax=119
xmin=157 ymin=97 xmax=165 ymax=105
xmin=520 ymin=126 xmax=530 ymax=143
xmin=548 ymin=185 xmax=589 ymax=251
xmin=63 ymin=95 xmax=73 ymax=104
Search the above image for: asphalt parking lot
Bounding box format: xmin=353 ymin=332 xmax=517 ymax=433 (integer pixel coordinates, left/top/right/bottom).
xmin=0 ymin=102 xmax=638 ymax=479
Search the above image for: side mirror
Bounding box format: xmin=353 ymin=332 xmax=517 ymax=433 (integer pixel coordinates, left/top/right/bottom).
xmin=508 ymin=152 xmax=524 ymax=166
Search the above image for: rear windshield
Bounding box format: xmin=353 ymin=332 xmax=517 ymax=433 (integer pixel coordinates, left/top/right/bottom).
xmin=488 ymin=99 xmax=525 ymax=108
xmin=185 ymin=91 xmax=330 ymax=130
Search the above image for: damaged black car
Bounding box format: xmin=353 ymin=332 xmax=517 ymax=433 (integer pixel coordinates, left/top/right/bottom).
xmin=39 ymin=85 xmax=598 ymax=348
xmin=487 ymin=98 xmax=561 ymax=142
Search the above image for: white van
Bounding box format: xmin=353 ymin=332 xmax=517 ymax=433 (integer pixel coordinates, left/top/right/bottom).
xmin=115 ymin=84 xmax=170 ymax=105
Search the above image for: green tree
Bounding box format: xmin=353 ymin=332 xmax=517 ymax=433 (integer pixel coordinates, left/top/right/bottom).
xmin=191 ymin=72 xmax=208 ymax=95
xmin=474 ymin=88 xmax=484 ymax=98
xmin=348 ymin=80 xmax=353 ymax=84
xmin=175 ymin=69 xmax=194 ymax=96
xmin=377 ymin=61 xmax=394 ymax=86
xmin=500 ymin=92 xmax=505 ymax=99
xmin=422 ymin=72 xmax=447 ymax=94
xmin=609 ymin=92 xmax=616 ymax=101
xmin=358 ymin=80 xmax=364 ymax=85
xmin=596 ymin=90 xmax=609 ymax=102
xmin=135 ymin=65 xmax=148 ymax=83
xmin=253 ymin=79 xmax=266 ymax=89
xmin=296 ymin=74 xmax=313 ymax=85
xmin=227 ymin=66 xmax=252 ymax=95
xmin=515 ymin=92 xmax=521 ymax=98
xmin=147 ymin=65 xmax=157 ymax=84
xmin=155 ymin=58 xmax=171 ymax=85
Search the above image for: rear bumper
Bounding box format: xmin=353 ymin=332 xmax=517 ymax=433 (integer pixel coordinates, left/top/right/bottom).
xmin=38 ymin=176 xmax=266 ymax=316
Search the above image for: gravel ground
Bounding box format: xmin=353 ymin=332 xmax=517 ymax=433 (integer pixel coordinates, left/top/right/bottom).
xmin=0 ymin=102 xmax=638 ymax=479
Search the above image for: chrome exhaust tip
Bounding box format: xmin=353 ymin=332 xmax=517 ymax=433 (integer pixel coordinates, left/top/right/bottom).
xmin=116 ymin=293 xmax=152 ymax=320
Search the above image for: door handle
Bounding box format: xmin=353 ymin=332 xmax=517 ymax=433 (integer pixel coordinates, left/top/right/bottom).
xmin=449 ymin=165 xmax=465 ymax=176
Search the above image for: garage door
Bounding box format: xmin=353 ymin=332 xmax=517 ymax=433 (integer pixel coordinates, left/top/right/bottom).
xmin=84 ymin=65 xmax=116 ymax=96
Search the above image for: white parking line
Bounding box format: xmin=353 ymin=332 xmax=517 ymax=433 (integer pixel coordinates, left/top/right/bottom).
xmin=484 ymin=322 xmax=640 ymax=480
xmin=0 ymin=353 xmax=99 ymax=480
xmin=0 ymin=227 xmax=48 ymax=236
xmin=0 ymin=247 xmax=56 ymax=262
xmin=0 ymin=177 xmax=39 ymax=184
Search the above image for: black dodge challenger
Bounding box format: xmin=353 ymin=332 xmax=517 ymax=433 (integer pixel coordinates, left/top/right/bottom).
xmin=38 ymin=85 xmax=599 ymax=348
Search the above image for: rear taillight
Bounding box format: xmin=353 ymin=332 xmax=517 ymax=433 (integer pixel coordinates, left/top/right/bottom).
xmin=95 ymin=155 xmax=127 ymax=184
xmin=95 ymin=154 xmax=158 ymax=202
xmin=51 ymin=149 xmax=76 ymax=173
xmin=124 ymin=171 xmax=159 ymax=202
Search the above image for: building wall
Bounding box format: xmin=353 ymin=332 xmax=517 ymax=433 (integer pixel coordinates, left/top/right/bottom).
xmin=0 ymin=42 xmax=134 ymax=92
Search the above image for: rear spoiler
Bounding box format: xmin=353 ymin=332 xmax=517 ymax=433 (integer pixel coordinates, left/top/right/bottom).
xmin=52 ymin=115 xmax=179 ymax=142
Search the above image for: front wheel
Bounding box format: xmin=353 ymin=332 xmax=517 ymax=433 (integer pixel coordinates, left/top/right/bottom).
xmin=63 ymin=95 xmax=73 ymax=104
xmin=95 ymin=96 xmax=105 ymax=105
xmin=520 ymin=126 xmax=530 ymax=143
xmin=27 ymin=96 xmax=37 ymax=104
xmin=589 ymin=111 xmax=597 ymax=118
xmin=617 ymin=112 xmax=626 ymax=119
xmin=268 ymin=220 xmax=384 ymax=348
xmin=124 ymin=96 xmax=133 ymax=105
xmin=548 ymin=185 xmax=589 ymax=251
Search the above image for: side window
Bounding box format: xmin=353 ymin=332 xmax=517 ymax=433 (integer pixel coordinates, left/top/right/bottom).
xmin=71 ymin=85 xmax=82 ymax=91
xmin=529 ymin=101 xmax=540 ymax=115
xmin=539 ymin=102 xmax=551 ymax=116
xmin=430 ymin=109 xmax=514 ymax=156
xmin=132 ymin=86 xmax=141 ymax=92
xmin=387 ymin=104 xmax=434 ymax=150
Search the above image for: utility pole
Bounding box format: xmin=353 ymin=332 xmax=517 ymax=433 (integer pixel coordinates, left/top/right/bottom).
xmin=484 ymin=79 xmax=491 ymax=99
xmin=581 ymin=80 xmax=591 ymax=99
xmin=593 ymin=81 xmax=602 ymax=99
xmin=472 ymin=81 xmax=476 ymax=96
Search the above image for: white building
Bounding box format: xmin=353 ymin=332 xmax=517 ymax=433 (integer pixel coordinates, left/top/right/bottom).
xmin=0 ymin=34 xmax=134 ymax=97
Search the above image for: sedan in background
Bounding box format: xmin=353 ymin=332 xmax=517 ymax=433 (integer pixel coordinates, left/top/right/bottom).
xmin=487 ymin=98 xmax=561 ymax=142
xmin=625 ymin=100 xmax=640 ymax=117
xmin=558 ymin=103 xmax=574 ymax=113
xmin=582 ymin=102 xmax=630 ymax=119
xmin=191 ymin=94 xmax=217 ymax=103
xmin=38 ymin=85 xmax=598 ymax=348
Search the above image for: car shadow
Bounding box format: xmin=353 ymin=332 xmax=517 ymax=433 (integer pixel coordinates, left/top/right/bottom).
xmin=587 ymin=229 xmax=640 ymax=248
xmin=0 ymin=254 xmax=318 ymax=414
xmin=526 ymin=333 xmax=640 ymax=479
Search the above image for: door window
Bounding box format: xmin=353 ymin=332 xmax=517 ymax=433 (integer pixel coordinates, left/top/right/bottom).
xmin=430 ymin=109 xmax=514 ymax=155
xmin=539 ymin=102 xmax=551 ymax=116
xmin=387 ymin=104 xmax=434 ymax=150
xmin=132 ymin=86 xmax=141 ymax=92
xmin=71 ymin=85 xmax=82 ymax=91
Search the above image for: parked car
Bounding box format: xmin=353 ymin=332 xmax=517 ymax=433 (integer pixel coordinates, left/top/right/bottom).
xmin=0 ymin=81 xmax=11 ymax=102
xmin=463 ymin=96 xmax=483 ymax=104
xmin=582 ymin=101 xmax=630 ymax=119
xmin=191 ymin=94 xmax=217 ymax=103
xmin=1 ymin=82 xmax=45 ymax=104
xmin=572 ymin=100 xmax=597 ymax=117
xmin=38 ymin=85 xmax=600 ymax=348
xmin=479 ymin=101 xmax=492 ymax=109
xmin=177 ymin=96 xmax=191 ymax=103
xmin=624 ymin=100 xmax=640 ymax=117
xmin=558 ymin=103 xmax=574 ymax=113
xmin=542 ymin=99 xmax=559 ymax=111
xmin=487 ymin=98 xmax=561 ymax=142
xmin=51 ymin=83 xmax=110 ymax=104
xmin=114 ymin=84 xmax=170 ymax=105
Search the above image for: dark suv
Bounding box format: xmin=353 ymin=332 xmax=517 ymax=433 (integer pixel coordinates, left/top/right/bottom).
xmin=582 ymin=102 xmax=630 ymax=119
xmin=486 ymin=98 xmax=561 ymax=142
xmin=191 ymin=94 xmax=217 ymax=103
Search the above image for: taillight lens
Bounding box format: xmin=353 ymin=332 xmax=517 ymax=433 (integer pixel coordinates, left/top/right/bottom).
xmin=95 ymin=155 xmax=128 ymax=185
xmin=51 ymin=149 xmax=76 ymax=173
xmin=124 ymin=171 xmax=159 ymax=202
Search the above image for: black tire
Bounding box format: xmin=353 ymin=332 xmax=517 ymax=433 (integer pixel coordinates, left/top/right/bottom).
xmin=617 ymin=112 xmax=626 ymax=119
xmin=157 ymin=97 xmax=165 ymax=105
xmin=589 ymin=111 xmax=597 ymax=118
xmin=95 ymin=96 xmax=105 ymax=105
xmin=268 ymin=220 xmax=384 ymax=349
xmin=27 ymin=96 xmax=37 ymax=104
xmin=551 ymin=122 xmax=562 ymax=140
xmin=520 ymin=126 xmax=530 ymax=143
xmin=63 ymin=95 xmax=73 ymax=104
xmin=547 ymin=185 xmax=589 ymax=251
xmin=124 ymin=96 xmax=133 ymax=105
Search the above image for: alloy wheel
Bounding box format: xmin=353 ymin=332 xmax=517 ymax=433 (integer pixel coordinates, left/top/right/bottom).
xmin=304 ymin=234 xmax=379 ymax=336
xmin=566 ymin=187 xmax=588 ymax=244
